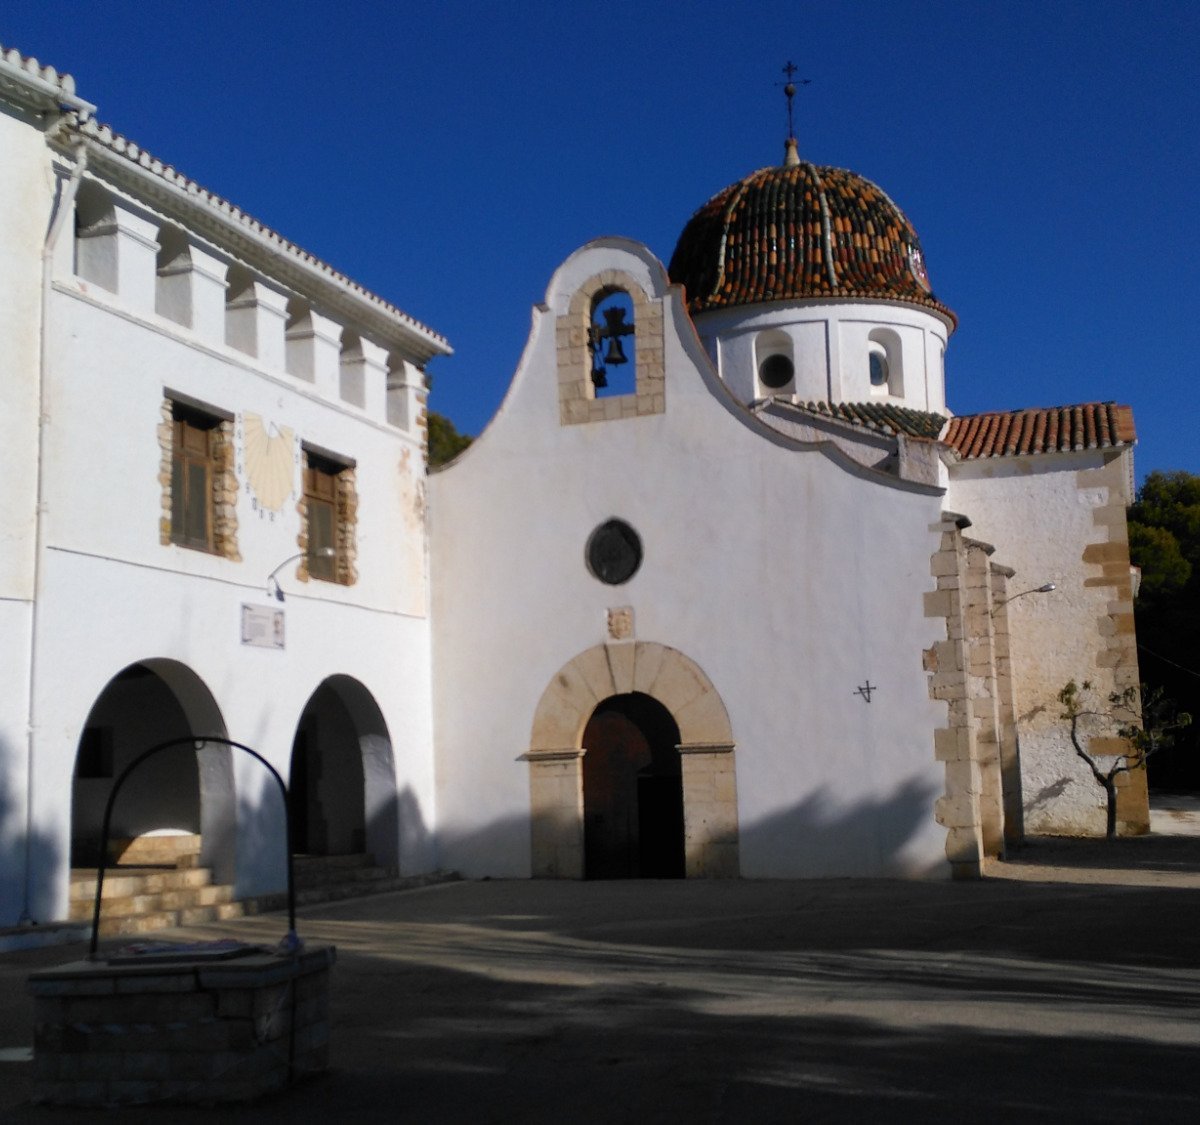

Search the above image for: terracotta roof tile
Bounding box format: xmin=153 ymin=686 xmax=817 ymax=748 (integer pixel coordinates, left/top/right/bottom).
xmin=669 ymin=162 xmax=956 ymax=326
xmin=944 ymin=402 xmax=1135 ymax=460
xmin=781 ymin=399 xmax=948 ymax=440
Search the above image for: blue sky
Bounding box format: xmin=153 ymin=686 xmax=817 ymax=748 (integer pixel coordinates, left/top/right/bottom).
xmin=4 ymin=1 xmax=1196 ymax=482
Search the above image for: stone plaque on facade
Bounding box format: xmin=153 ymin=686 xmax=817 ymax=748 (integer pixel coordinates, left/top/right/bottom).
xmin=241 ymin=604 xmax=285 ymax=649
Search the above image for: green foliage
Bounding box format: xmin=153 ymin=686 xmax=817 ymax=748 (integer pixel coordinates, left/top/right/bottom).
xmin=1131 ymin=470 xmax=1200 ymax=550
xmin=1126 ymin=469 xmax=1200 ymax=789
xmin=427 ymin=412 xmax=472 ymax=469
xmin=1128 ymin=523 xmax=1191 ymax=600
xmin=1128 ymin=470 xmax=1200 ymax=605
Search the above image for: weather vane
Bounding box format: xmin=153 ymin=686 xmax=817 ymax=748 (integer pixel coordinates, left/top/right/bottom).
xmin=778 ymin=61 xmax=811 ymax=142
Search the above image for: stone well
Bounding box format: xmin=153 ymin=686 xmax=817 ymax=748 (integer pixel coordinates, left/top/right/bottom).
xmin=29 ymin=944 xmax=334 ymax=1106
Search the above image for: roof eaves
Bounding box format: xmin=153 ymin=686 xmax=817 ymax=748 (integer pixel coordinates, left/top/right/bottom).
xmin=944 ymin=402 xmax=1136 ymax=461
xmin=0 ymin=42 xmax=95 ymax=116
xmin=65 ymin=118 xmax=451 ymax=364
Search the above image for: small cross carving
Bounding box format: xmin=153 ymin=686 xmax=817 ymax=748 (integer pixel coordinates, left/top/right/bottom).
xmin=854 ymin=681 xmax=878 ymax=703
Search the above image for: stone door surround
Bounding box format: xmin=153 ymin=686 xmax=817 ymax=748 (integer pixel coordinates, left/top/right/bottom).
xmin=523 ymin=641 xmax=738 ymax=879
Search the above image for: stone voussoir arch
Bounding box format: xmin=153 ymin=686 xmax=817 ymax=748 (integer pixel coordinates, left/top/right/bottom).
xmin=524 ymin=641 xmax=738 ymax=879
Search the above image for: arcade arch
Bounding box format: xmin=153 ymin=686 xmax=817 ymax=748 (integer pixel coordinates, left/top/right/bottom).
xmin=288 ymin=676 xmax=399 ymax=867
xmin=70 ymin=659 xmax=235 ymax=882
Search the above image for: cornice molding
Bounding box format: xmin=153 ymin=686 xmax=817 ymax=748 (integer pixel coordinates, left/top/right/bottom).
xmin=55 ymin=118 xmax=451 ymax=365
xmin=0 ymin=42 xmax=94 ymax=115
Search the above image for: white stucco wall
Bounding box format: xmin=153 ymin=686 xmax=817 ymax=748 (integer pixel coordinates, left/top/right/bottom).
xmin=0 ymin=100 xmax=56 ymax=924
xmin=431 ymin=241 xmax=951 ymax=880
xmin=947 ymin=450 xmax=1135 ymax=835
xmin=0 ymin=101 xmax=52 ymax=601
xmin=4 ymin=144 xmax=441 ymax=924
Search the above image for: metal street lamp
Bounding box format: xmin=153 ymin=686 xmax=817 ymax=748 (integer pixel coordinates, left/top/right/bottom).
xmin=266 ymin=548 xmax=335 ymax=602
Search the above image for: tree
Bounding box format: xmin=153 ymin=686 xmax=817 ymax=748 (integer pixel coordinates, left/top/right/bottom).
xmin=1126 ymin=470 xmax=1200 ymax=789
xmin=1057 ymin=680 xmax=1190 ymax=839
xmin=1128 ymin=470 xmax=1200 ymax=607
xmin=1128 ymin=523 xmax=1190 ymax=602
xmin=427 ymin=412 xmax=472 ymax=469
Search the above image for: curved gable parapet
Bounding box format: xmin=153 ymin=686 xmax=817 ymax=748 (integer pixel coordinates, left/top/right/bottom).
xmin=431 ymin=237 xmax=947 ymax=495
xmin=544 ymin=238 xmax=672 ymax=313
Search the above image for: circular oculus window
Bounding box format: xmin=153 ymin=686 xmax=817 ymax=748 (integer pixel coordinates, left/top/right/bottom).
xmin=586 ymin=519 xmax=643 ymax=585
xmin=759 ymin=353 xmax=795 ymax=390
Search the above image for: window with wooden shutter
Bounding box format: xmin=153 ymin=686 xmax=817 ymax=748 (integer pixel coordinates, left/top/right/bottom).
xmin=170 ymin=403 xmax=218 ymax=551
xmin=304 ymin=451 xmax=343 ymax=583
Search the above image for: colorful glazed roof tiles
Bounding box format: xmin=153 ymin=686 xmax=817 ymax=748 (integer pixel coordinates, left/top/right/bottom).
xmin=669 ymin=162 xmax=956 ymax=325
xmin=783 ymin=399 xmax=948 ymax=440
xmin=943 ymin=402 xmax=1136 ymax=460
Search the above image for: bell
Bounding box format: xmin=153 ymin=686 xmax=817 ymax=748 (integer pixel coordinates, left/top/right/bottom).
xmin=603 ymin=336 xmax=629 ymax=367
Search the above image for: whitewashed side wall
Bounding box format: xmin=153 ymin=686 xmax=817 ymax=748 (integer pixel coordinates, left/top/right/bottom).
xmin=947 ymin=451 xmax=1138 ymax=835
xmin=0 ymin=101 xmax=51 ymax=598
xmin=0 ymin=100 xmax=56 ymax=922
xmin=431 ymin=240 xmax=950 ymax=880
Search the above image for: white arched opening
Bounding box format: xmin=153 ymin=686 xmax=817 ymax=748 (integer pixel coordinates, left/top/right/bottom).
xmin=868 ymin=327 xmax=904 ymax=398
xmin=289 ymin=675 xmax=399 ymax=868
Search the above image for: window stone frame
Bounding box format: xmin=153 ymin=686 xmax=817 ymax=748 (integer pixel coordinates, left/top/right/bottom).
xmin=295 ymin=450 xmax=358 ymax=588
xmin=158 ymin=396 xmax=240 ymax=560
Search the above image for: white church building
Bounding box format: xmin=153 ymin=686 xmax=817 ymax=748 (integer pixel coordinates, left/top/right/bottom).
xmin=0 ymin=44 xmax=1142 ymax=931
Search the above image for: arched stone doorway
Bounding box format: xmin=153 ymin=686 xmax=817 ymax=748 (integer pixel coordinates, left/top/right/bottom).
xmin=289 ymin=677 xmax=399 ymax=866
xmin=525 ymin=642 xmax=738 ymax=879
xmin=71 ymin=660 xmax=234 ymax=881
xmin=583 ymin=693 xmax=684 ymax=879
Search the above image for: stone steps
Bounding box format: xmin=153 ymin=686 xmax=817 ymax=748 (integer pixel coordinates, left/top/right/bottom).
xmin=71 ymin=866 xmax=212 ymax=898
xmin=68 ymin=848 xmax=459 ymax=939
xmin=243 ymin=870 xmax=458 ymax=914
xmin=68 ymin=863 xmax=240 ymax=936
xmin=292 ymin=853 xmax=396 ymax=889
xmin=293 ymin=852 xmax=380 ymax=871
xmin=108 ymin=833 xmax=203 ymax=868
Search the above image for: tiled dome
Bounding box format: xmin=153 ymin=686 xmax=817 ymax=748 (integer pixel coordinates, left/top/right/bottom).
xmin=668 ymin=160 xmax=956 ymax=325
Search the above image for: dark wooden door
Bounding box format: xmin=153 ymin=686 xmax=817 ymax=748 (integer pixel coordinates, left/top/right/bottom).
xmin=582 ymin=697 xmax=684 ymax=879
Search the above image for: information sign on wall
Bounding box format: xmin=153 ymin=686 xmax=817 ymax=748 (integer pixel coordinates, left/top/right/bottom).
xmin=241 ymin=604 xmax=285 ymax=650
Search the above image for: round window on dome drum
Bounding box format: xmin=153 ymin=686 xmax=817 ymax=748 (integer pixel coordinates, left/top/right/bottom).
xmin=759 ymin=354 xmax=794 ymax=390
xmin=869 ymin=350 xmax=889 ymax=387
xmin=586 ymin=520 xmax=643 ymax=585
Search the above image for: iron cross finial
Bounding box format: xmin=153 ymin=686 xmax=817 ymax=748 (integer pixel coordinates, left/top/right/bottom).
xmin=778 ymin=61 xmax=811 ymax=145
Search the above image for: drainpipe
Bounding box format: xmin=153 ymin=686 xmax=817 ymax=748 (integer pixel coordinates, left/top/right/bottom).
xmin=21 ymin=128 xmax=88 ymax=924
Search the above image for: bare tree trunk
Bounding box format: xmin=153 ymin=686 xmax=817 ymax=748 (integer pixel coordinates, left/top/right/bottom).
xmin=1105 ymin=779 xmax=1118 ymax=840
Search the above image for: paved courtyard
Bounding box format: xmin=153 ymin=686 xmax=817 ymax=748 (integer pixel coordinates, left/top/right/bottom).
xmin=2 ymin=834 xmax=1200 ymax=1122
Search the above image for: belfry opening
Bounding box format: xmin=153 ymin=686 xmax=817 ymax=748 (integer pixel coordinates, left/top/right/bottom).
xmin=582 ymin=693 xmax=684 ymax=879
